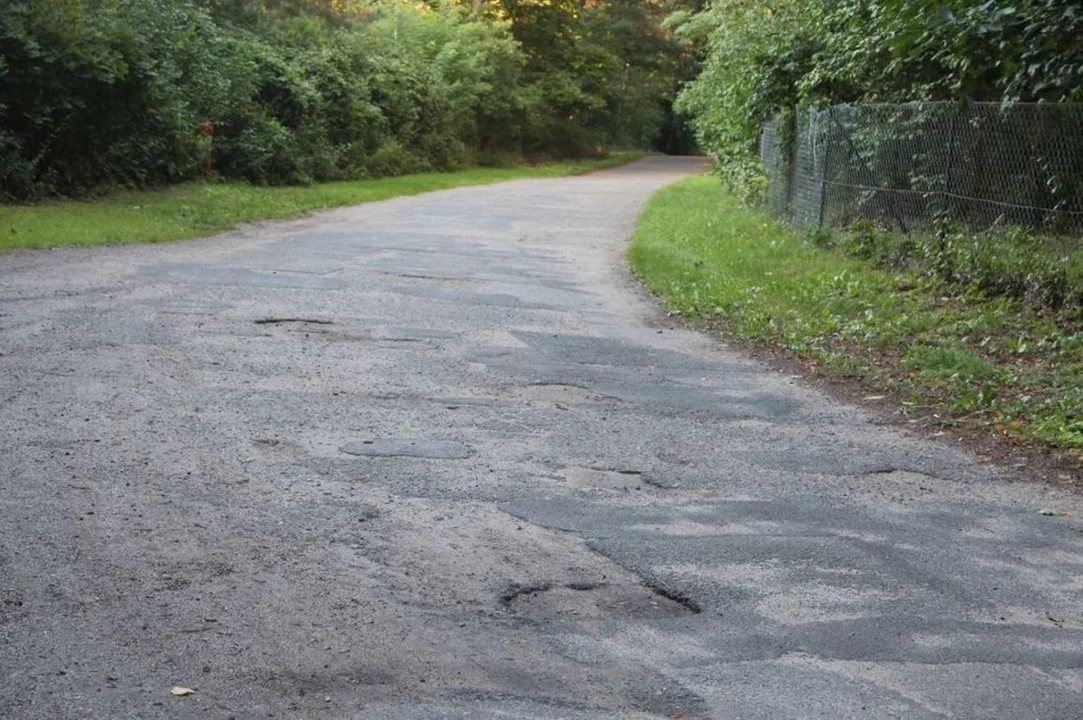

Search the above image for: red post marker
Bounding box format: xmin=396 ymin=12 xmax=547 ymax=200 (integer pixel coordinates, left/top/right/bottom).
xmin=201 ymin=120 xmax=215 ymax=180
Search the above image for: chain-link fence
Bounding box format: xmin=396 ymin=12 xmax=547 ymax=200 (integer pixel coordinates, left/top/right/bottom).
xmin=760 ymin=102 xmax=1083 ymax=235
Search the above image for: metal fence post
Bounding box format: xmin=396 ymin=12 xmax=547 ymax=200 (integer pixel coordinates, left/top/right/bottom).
xmin=817 ymin=111 xmax=829 ymax=227
xmin=943 ymin=106 xmax=959 ymax=220
xmin=784 ymin=109 xmax=797 ymax=224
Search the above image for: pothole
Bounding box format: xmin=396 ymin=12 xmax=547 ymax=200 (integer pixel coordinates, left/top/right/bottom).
xmin=500 ymin=580 xmax=698 ymax=621
xmin=375 ymin=326 xmax=459 ymax=342
xmin=254 ymin=317 xmax=334 ymax=325
xmin=560 ymin=467 xmax=672 ymax=491
xmin=340 ymin=439 xmax=472 ymax=460
xmin=517 ymin=382 xmax=621 ymax=405
xmin=252 ymin=437 xmax=302 ymax=455
xmin=641 ymin=579 xmax=702 ymax=613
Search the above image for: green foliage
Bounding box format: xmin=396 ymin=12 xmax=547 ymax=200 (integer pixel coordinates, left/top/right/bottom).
xmin=0 ymin=0 xmax=687 ymax=199
xmin=629 ymin=175 xmax=1083 ymax=453
xmin=920 ymin=224 xmax=1075 ymax=309
xmin=902 ymin=345 xmax=999 ymax=382
xmin=674 ymin=0 xmax=1083 ymax=197
xmin=817 ymin=220 xmax=1079 ymax=309
xmin=671 ymin=1 xmax=823 ymax=195
xmin=462 ymin=0 xmax=698 ymax=155
xmin=1 ymin=0 xmax=206 ymax=195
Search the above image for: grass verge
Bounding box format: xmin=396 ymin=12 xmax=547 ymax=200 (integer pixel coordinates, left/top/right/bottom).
xmin=628 ymin=175 xmax=1083 ymax=475
xmin=0 ymin=152 xmax=646 ymax=251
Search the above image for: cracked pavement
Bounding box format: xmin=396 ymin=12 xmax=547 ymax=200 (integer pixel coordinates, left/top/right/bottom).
xmin=2 ymin=157 xmax=1082 ymax=718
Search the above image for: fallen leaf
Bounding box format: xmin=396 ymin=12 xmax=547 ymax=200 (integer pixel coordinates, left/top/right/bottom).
xmin=1038 ymin=509 xmax=1073 ymax=517
xmin=171 ymin=686 xmax=195 ymax=697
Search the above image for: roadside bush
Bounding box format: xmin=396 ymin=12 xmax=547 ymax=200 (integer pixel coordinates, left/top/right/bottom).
xmin=2 ymin=0 xmax=689 ymax=200
xmin=816 ymin=221 xmax=1078 ymax=310
xmin=674 ymin=1 xmax=1083 ymax=201
xmin=0 ymin=0 xmax=577 ymax=199
xmin=921 ymin=224 xmax=1074 ymax=309
xmin=0 ymin=0 xmax=202 ymax=196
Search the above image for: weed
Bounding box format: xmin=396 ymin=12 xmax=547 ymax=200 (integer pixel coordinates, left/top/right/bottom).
xmin=902 ymin=345 xmax=999 ymax=382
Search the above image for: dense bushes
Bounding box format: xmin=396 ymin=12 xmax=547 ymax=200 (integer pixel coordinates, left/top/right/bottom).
xmin=673 ymin=0 xmax=1083 ymax=196
xmin=0 ymin=0 xmax=691 ymax=200
xmin=0 ymin=0 xmax=522 ymax=197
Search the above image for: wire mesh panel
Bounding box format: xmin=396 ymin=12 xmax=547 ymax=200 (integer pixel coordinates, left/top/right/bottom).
xmin=762 ymin=102 xmax=1083 ymax=235
xmin=760 ymin=118 xmax=789 ymax=219
xmin=790 ymin=109 xmax=827 ymax=228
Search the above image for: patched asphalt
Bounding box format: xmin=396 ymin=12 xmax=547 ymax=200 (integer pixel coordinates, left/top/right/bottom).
xmin=2 ymin=157 xmax=1082 ymax=719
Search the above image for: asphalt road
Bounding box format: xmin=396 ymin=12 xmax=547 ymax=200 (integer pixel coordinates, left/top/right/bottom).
xmin=2 ymin=157 xmax=1082 ymax=719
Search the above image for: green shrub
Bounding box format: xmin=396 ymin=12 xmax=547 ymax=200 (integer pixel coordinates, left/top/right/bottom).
xmin=1 ymin=0 xmax=686 ymax=200
xmin=918 ymin=223 xmax=1074 ymax=309
xmin=674 ymin=1 xmax=1083 ymax=203
xmin=818 ymin=220 xmax=1078 ymax=310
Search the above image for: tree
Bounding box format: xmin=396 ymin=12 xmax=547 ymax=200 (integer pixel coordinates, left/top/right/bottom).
xmin=674 ymin=0 xmax=1083 ymax=196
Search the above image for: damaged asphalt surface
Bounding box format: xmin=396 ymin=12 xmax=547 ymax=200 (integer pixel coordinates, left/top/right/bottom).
xmin=2 ymin=157 xmax=1082 ymax=718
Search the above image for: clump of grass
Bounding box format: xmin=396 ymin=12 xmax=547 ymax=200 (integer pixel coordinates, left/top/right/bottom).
xmin=902 ymin=345 xmax=999 ymax=382
xmin=628 ymin=175 xmax=1083 ymax=460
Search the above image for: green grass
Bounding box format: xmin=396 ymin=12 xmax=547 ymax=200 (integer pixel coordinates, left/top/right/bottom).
xmin=629 ymin=175 xmax=1083 ymax=461
xmin=0 ymin=153 xmax=645 ymax=251
xmin=902 ymin=345 xmax=998 ymax=381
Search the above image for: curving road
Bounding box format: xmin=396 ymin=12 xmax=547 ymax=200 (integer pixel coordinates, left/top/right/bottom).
xmin=2 ymin=157 xmax=1082 ymax=718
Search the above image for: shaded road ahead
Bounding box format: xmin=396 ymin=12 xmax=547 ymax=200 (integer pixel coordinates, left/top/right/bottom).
xmin=2 ymin=157 xmax=1082 ymax=718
